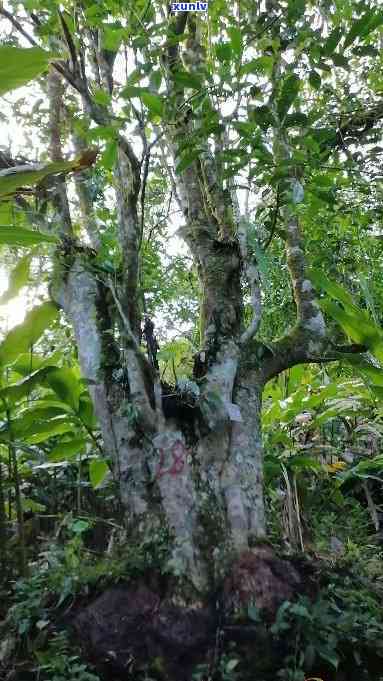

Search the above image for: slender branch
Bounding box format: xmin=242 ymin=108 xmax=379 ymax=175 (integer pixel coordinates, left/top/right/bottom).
xmin=0 ymin=7 xmax=40 ymax=46
xmin=263 ymin=185 xmax=280 ymax=250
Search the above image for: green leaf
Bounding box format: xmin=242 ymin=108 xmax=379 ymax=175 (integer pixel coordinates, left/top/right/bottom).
xmin=332 ymin=53 xmax=349 ymax=69
xmin=247 ymin=604 xmax=261 ymax=622
xmin=322 ymin=26 xmax=342 ymax=55
xmin=216 ymin=43 xmax=232 ymax=62
xmin=249 ymin=105 xmax=274 ymax=131
xmin=228 ymin=26 xmax=243 ymax=57
xmin=120 ymin=84 xmax=145 ymax=98
xmin=25 ymin=417 xmax=75 ymax=444
xmin=141 ymin=92 xmax=164 ymax=117
xmin=309 ymin=70 xmax=321 ymax=90
xmin=103 ymin=26 xmax=125 ymax=51
xmin=240 ymin=56 xmax=273 ymax=76
xmin=0 ymin=202 xmax=13 ymax=224
xmin=287 ymin=0 xmax=305 ymax=22
xmin=277 ymin=74 xmax=300 ymax=119
xmin=225 ymin=659 xmax=240 ymax=673
xmin=0 ymin=254 xmax=32 ymax=304
xmin=0 ymin=226 xmax=58 ymax=247
xmin=309 ymin=270 xmax=383 ymax=362
xmin=321 ymin=300 xmax=383 ymax=361
xmin=308 ymin=269 xmax=355 ymax=308
xmin=11 ymin=352 xmax=62 ymax=375
xmin=44 ymin=367 xmax=82 ymax=412
xmin=0 ymin=47 xmax=53 ymax=96
xmin=285 ymin=112 xmax=309 ymax=127
xmin=0 ymin=160 xmax=81 ymax=200
xmin=72 ymin=519 xmax=91 ymax=534
xmin=344 ymin=10 xmax=383 ymax=49
xmin=7 ymin=405 xmax=69 ymax=437
xmin=176 ymin=149 xmax=201 ymax=173
xmin=317 ymin=648 xmax=339 ymax=669
xmin=78 ymin=395 xmax=97 ymax=429
xmin=101 ymin=140 xmax=118 ymax=169
xmin=172 ymin=70 xmax=203 ymax=89
xmin=49 ymin=438 xmax=88 ymax=462
xmin=93 ymin=88 xmax=112 ymax=107
xmin=0 ymin=367 xmax=56 ymax=403
xmin=0 ymin=415 xmax=74 ymax=444
xmin=89 ymin=459 xmax=109 ymax=488
xmin=0 ymin=302 xmax=59 ymax=366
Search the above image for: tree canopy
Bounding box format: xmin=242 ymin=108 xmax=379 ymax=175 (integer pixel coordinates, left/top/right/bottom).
xmin=1 ymin=1 xmax=383 ymax=680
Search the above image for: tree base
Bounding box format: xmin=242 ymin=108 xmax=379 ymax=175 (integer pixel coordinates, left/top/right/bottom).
xmin=71 ymin=545 xmax=302 ymax=680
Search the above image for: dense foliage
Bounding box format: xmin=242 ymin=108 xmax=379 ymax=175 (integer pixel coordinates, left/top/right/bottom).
xmin=1 ymin=0 xmax=383 ymax=679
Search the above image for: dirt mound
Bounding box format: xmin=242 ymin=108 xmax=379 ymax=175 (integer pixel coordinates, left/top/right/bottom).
xmin=71 ymin=546 xmax=303 ymax=680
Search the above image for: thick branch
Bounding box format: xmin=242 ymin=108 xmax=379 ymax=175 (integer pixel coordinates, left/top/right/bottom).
xmin=258 ymin=333 xmax=368 ymax=384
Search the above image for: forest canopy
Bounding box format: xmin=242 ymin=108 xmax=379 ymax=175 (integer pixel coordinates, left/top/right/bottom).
xmin=1 ymin=1 xmax=383 ymax=680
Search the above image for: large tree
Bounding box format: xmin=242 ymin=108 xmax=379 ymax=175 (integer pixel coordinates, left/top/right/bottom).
xmin=1 ymin=0 xmax=383 ymax=593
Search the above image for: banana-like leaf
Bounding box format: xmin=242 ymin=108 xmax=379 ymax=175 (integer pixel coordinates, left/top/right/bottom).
xmin=0 ymin=226 xmax=58 ymax=246
xmin=0 ymin=254 xmax=33 ymax=304
xmin=49 ymin=438 xmax=88 ymax=462
xmin=0 ymin=302 xmax=59 ymax=366
xmin=0 ymin=153 xmax=98 ymax=202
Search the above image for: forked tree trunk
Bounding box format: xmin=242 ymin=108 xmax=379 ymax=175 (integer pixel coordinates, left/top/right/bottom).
xmin=44 ymin=11 xmax=363 ymax=599
xmin=54 ymin=257 xmax=268 ymax=592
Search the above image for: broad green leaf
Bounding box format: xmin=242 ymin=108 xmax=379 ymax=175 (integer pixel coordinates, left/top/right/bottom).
xmin=308 ymin=269 xmax=355 ymax=308
xmin=172 ymin=70 xmax=203 ymax=89
xmin=0 ymin=302 xmax=59 ymax=366
xmin=7 ymin=406 xmax=69 ymax=437
xmin=77 ymin=394 xmax=97 ymax=428
xmin=72 ymin=519 xmax=91 ymax=534
xmin=332 ymin=53 xmax=349 ymax=69
xmin=285 ymin=112 xmax=309 ymax=127
xmin=89 ymin=458 xmax=109 ymax=488
xmin=249 ymin=105 xmax=274 ymax=131
xmin=344 ymin=10 xmax=383 ymax=49
xmin=120 ymin=84 xmax=145 ymax=98
xmin=49 ymin=438 xmax=88 ymax=462
xmin=0 ymin=254 xmax=32 ymax=304
xmin=44 ymin=367 xmax=82 ymax=412
xmin=320 ymin=300 xmax=383 ymax=362
xmin=240 ymin=56 xmax=274 ymax=76
xmin=93 ymin=88 xmax=112 ymax=107
xmin=0 ymin=160 xmax=83 ymax=200
xmin=0 ymin=415 xmax=74 ymax=443
xmin=0 ymin=226 xmax=58 ymax=247
xmin=287 ymin=0 xmax=305 ymax=22
xmin=103 ymin=26 xmax=125 ymax=51
xmin=176 ymin=149 xmax=201 ymax=174
xmin=141 ymin=92 xmax=164 ymax=117
xmin=0 ymin=366 xmax=55 ymax=403
xmin=11 ymin=352 xmax=63 ymax=375
xmin=322 ymin=26 xmax=342 ymax=55
xmin=225 ymin=659 xmax=240 ymax=673
xmin=22 ymin=498 xmax=46 ymax=513
xmin=309 ymin=70 xmax=321 ymax=90
xmin=25 ymin=417 xmax=75 ymax=444
xmin=277 ymin=74 xmax=300 ymax=119
xmin=227 ymin=27 xmax=242 ymax=57
xmin=0 ymin=47 xmax=53 ymax=96
xmin=215 ymin=43 xmax=232 ymax=62
xmin=101 ymin=140 xmax=118 ymax=169
xmin=0 ymin=202 xmax=13 ymax=224
xmin=309 ymin=271 xmax=383 ymax=361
